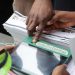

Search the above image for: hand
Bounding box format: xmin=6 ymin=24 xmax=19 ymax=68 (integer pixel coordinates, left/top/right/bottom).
xmin=43 ymin=21 xmax=72 ymax=34
xmin=52 ymin=64 xmax=70 ymax=75
xmin=26 ymin=0 xmax=53 ymax=42
xmin=47 ymin=11 xmax=75 ymax=29
xmin=0 ymin=45 xmax=15 ymax=53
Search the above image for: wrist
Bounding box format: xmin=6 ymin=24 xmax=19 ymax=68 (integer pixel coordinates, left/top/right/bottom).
xmin=34 ymin=0 xmax=52 ymax=6
xmin=35 ymin=0 xmax=51 ymax=2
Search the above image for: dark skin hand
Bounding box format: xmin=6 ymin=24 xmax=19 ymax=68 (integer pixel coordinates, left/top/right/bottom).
xmin=26 ymin=0 xmax=53 ymax=43
xmin=43 ymin=11 xmax=75 ymax=33
xmin=47 ymin=11 xmax=75 ymax=29
xmin=52 ymin=64 xmax=70 ymax=75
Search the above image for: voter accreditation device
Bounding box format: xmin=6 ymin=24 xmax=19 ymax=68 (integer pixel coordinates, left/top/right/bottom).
xmin=3 ymin=11 xmax=73 ymax=59
xmin=3 ymin=12 xmax=75 ymax=75
xmin=24 ymin=27 xmax=75 ymax=58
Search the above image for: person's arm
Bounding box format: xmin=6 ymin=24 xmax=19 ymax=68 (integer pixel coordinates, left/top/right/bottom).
xmin=46 ymin=11 xmax=75 ymax=30
xmin=26 ymin=0 xmax=53 ymax=43
xmin=13 ymin=0 xmax=34 ymax=16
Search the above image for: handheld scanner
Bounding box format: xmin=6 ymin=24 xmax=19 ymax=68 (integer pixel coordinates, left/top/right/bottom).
xmin=24 ymin=36 xmax=71 ymax=57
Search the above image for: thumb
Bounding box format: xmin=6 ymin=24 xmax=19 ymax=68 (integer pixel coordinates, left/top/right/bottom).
xmin=0 ymin=45 xmax=15 ymax=53
xmin=59 ymin=64 xmax=67 ymax=70
xmin=52 ymin=64 xmax=69 ymax=75
xmin=47 ymin=14 xmax=60 ymax=25
xmin=59 ymin=64 xmax=70 ymax=75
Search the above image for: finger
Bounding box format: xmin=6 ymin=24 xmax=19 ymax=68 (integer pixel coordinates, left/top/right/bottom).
xmin=4 ymin=45 xmax=15 ymax=50
xmin=43 ymin=23 xmax=57 ymax=34
xmin=28 ymin=29 xmax=36 ymax=36
xmin=44 ymin=21 xmax=75 ymax=33
xmin=44 ymin=25 xmax=56 ymax=30
xmin=27 ymin=15 xmax=33 ymax=29
xmin=27 ymin=18 xmax=32 ymax=28
xmin=47 ymin=21 xmax=75 ymax=30
xmin=0 ymin=45 xmax=15 ymax=53
xmin=32 ymin=23 xmax=45 ymax=43
xmin=28 ymin=21 xmax=37 ymax=36
xmin=26 ymin=17 xmax=29 ymax=25
xmin=53 ymin=64 xmax=67 ymax=71
xmin=47 ymin=11 xmax=67 ymax=25
xmin=59 ymin=64 xmax=70 ymax=75
xmin=60 ymin=22 xmax=75 ymax=28
xmin=28 ymin=16 xmax=38 ymax=31
xmin=52 ymin=64 xmax=68 ymax=75
xmin=0 ymin=45 xmax=15 ymax=50
xmin=59 ymin=64 xmax=67 ymax=70
xmin=54 ymin=21 xmax=75 ymax=29
xmin=45 ymin=21 xmax=65 ymax=30
xmin=47 ymin=14 xmax=60 ymax=25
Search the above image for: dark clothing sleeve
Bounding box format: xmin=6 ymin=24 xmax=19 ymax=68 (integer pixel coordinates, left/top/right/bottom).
xmin=54 ymin=0 xmax=75 ymax=11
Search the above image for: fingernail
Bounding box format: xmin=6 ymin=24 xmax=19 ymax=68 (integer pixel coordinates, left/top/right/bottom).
xmin=63 ymin=64 xmax=67 ymax=67
xmin=27 ymin=25 xmax=31 ymax=30
xmin=26 ymin=26 xmax=29 ymax=30
xmin=62 ymin=64 xmax=67 ymax=69
xmin=32 ymin=39 xmax=37 ymax=43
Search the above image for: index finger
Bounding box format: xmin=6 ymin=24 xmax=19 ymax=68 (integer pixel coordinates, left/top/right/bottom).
xmin=32 ymin=23 xmax=45 ymax=43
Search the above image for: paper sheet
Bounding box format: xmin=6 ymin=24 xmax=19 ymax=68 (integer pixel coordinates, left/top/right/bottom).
xmin=5 ymin=11 xmax=27 ymax=29
xmin=3 ymin=11 xmax=27 ymax=44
